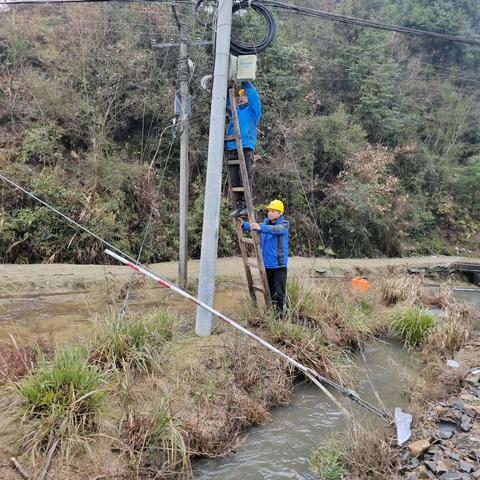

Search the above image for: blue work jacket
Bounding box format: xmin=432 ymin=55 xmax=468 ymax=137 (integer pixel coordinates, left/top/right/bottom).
xmin=243 ymin=216 xmax=289 ymax=269
xmin=226 ymin=81 xmax=262 ymax=151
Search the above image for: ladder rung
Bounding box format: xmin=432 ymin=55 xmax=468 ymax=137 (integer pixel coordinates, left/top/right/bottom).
xmin=225 ymin=135 xmax=237 ymax=142
xmin=241 ymin=237 xmax=254 ymax=244
xmin=252 ymin=285 xmax=264 ymax=293
xmin=227 ymin=160 xmax=240 ymax=166
xmin=231 ymin=187 xmax=244 ymax=192
xmin=247 ymin=259 xmax=259 ymax=269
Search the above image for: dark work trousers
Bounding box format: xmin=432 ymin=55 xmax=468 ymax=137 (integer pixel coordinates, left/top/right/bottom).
xmin=226 ymin=148 xmax=253 ymax=206
xmin=266 ymin=267 xmax=288 ymax=318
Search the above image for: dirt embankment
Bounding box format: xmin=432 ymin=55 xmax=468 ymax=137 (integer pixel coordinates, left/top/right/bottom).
xmin=1 ymin=255 xmax=475 ymax=298
xmin=1 ymin=255 xmax=477 ymax=344
xmin=0 ymin=257 xmax=479 ymax=479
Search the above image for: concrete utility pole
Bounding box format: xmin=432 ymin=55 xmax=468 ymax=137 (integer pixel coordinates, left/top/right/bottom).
xmin=153 ymin=7 xmax=213 ymax=288
xmin=195 ymin=0 xmax=233 ymax=336
xmin=172 ymin=5 xmax=190 ymax=289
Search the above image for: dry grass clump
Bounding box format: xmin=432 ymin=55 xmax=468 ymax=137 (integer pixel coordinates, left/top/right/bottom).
xmin=413 ymin=354 xmax=465 ymax=403
xmin=0 ymin=336 xmax=54 ymax=383
xmin=243 ymin=277 xmax=385 ymax=386
xmin=380 ymin=273 xmax=423 ymax=306
xmin=310 ymin=424 xmax=402 ymax=480
xmin=159 ymin=334 xmax=292 ymax=458
xmin=246 ymin=277 xmax=385 ymax=351
xmin=267 ymin=320 xmax=354 ymax=385
xmin=415 ymin=341 xmax=480 ymax=404
xmin=343 ymin=422 xmax=401 ymax=480
xmin=121 ymin=401 xmax=190 ymax=477
xmin=284 ymin=277 xmax=382 ymax=348
xmin=422 ymin=284 xmax=454 ymax=308
xmin=423 ymin=305 xmax=470 ymax=356
xmin=423 ymin=288 xmax=475 ymax=357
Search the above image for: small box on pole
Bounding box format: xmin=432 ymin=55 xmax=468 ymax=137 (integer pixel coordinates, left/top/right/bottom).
xmin=236 ymin=55 xmax=257 ymax=81
xmin=229 ymin=54 xmax=257 ymax=82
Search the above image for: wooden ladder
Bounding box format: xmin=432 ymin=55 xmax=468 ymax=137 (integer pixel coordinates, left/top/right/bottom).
xmin=225 ymin=86 xmax=271 ymax=308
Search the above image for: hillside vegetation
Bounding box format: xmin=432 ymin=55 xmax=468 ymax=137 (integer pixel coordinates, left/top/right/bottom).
xmin=0 ymin=0 xmax=479 ymax=263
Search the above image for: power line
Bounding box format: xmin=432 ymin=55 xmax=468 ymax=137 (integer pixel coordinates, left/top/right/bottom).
xmin=1 ymin=0 xmax=194 ymax=4
xmin=298 ymin=31 xmax=480 ymax=82
xmin=309 ymin=47 xmax=480 ymax=87
xmin=263 ymin=0 xmax=480 ymax=47
xmin=4 ymin=0 xmax=480 ymax=49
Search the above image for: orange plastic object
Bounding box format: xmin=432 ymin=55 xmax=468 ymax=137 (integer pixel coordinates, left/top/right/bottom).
xmin=351 ymin=277 xmax=369 ymax=292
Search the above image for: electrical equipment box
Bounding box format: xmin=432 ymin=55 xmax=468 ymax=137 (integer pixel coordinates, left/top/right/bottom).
xmin=229 ymin=54 xmax=257 ymax=82
xmin=236 ymin=55 xmax=257 ymax=81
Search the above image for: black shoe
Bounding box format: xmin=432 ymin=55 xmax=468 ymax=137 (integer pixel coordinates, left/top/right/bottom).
xmin=230 ymin=200 xmax=246 ymax=218
xmin=237 ymin=207 xmax=248 ymax=218
xmin=230 ymin=207 xmax=241 ymax=218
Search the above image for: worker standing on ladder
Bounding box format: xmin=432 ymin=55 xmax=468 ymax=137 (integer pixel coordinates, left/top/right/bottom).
xmin=226 ymin=81 xmax=262 ymax=218
xmin=239 ymin=199 xmax=289 ymax=317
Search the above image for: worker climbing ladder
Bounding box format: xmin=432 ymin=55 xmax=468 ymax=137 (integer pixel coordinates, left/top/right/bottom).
xmin=225 ymin=86 xmax=271 ymax=307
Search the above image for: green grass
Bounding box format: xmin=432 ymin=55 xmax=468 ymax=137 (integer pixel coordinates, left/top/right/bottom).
xmin=17 ymin=346 xmax=105 ymax=456
xmin=311 ymin=436 xmax=347 ymax=480
xmin=90 ymin=308 xmax=176 ymax=372
xmin=390 ymin=305 xmax=435 ymax=348
xmin=285 ymin=277 xmax=318 ymax=319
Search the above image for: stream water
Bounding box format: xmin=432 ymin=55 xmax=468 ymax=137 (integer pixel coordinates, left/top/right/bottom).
xmin=193 ymin=340 xmax=416 ymax=480
xmin=193 ymin=289 xmax=480 ymax=480
xmin=0 ymin=277 xmax=478 ymax=479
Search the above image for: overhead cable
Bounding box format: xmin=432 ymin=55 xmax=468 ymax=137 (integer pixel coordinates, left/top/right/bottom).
xmin=194 ymin=0 xmax=276 ymax=54
xmin=262 ymin=0 xmax=480 ymax=47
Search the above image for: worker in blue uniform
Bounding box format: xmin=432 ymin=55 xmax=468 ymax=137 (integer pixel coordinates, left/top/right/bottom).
xmin=226 ymin=81 xmax=262 ymax=218
xmin=239 ymin=199 xmax=289 ymax=317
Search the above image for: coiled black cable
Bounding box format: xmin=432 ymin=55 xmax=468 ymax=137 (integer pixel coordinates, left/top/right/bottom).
xmin=194 ymin=0 xmax=276 ymax=54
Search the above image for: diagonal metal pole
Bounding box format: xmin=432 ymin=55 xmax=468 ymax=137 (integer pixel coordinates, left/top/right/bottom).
xmin=105 ymin=248 xmax=389 ymax=421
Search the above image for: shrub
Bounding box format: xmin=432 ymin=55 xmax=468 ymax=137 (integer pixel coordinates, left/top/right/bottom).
xmin=20 ymin=124 xmax=64 ymax=166
xmin=17 ymin=346 xmax=105 ymax=456
xmin=390 ymin=305 xmax=435 ymax=348
xmin=89 ymin=308 xmax=175 ymax=372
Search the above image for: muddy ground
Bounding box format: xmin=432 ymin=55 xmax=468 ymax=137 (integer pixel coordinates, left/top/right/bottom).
xmin=0 ymin=255 xmax=479 ymax=480
xmin=1 ymin=255 xmax=476 ymax=344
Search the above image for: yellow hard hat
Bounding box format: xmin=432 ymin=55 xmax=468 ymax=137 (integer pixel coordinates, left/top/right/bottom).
xmin=267 ymin=199 xmax=285 ymax=213
xmin=238 ymin=88 xmax=246 ymax=96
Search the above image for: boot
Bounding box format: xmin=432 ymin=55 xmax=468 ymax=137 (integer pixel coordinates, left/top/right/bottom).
xmin=237 ymin=201 xmax=248 ymax=218
xmin=229 ymin=200 xmax=244 ymax=218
